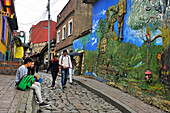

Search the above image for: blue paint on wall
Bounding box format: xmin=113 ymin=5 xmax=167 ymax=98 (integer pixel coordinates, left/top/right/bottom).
xmin=0 ymin=52 xmax=4 ymax=61
xmin=73 ymin=34 xmax=92 ymax=52
xmin=91 ymin=0 xmax=162 ymax=49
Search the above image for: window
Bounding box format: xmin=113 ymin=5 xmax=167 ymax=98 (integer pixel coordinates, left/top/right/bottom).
xmin=68 ymin=19 xmax=73 ymax=36
xmin=57 ymin=30 xmax=60 ymax=43
xmin=1 ymin=17 xmax=6 ymax=44
xmin=62 ymin=25 xmax=66 ymax=40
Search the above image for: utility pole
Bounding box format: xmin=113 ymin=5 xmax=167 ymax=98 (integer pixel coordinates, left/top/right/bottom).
xmin=47 ymin=0 xmax=50 ymax=67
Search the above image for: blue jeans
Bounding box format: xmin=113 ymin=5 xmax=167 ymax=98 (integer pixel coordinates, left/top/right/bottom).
xmin=34 ymin=77 xmax=43 ymax=83
xmin=61 ymin=68 xmax=69 ymax=86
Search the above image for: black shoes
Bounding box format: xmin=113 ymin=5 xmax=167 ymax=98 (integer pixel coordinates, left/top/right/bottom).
xmin=39 ymin=102 xmax=50 ymax=107
xmin=62 ymin=85 xmax=67 ymax=89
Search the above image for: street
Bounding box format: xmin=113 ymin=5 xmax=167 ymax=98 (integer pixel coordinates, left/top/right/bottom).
xmin=38 ymin=72 xmax=122 ymax=113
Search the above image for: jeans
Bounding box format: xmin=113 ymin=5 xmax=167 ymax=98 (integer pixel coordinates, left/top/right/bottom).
xmin=52 ymin=71 xmax=58 ymax=86
xmin=30 ymin=82 xmax=43 ymax=103
xmin=61 ymin=68 xmax=69 ymax=86
xmin=34 ymin=77 xmax=43 ymax=83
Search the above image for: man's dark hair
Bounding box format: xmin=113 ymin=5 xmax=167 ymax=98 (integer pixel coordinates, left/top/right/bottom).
xmin=24 ymin=57 xmax=32 ymax=64
xmin=63 ymin=50 xmax=67 ymax=53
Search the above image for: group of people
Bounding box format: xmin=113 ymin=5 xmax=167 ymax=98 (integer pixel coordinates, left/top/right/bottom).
xmin=15 ymin=50 xmax=75 ymax=107
xmin=47 ymin=50 xmax=76 ymax=89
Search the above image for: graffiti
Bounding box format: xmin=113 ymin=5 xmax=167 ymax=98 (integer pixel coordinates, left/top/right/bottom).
xmin=78 ymin=0 xmax=170 ymax=111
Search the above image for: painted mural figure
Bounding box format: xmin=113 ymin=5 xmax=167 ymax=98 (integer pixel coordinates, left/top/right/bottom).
xmin=106 ymin=6 xmax=117 ymax=33
xmin=116 ymin=0 xmax=127 ymax=40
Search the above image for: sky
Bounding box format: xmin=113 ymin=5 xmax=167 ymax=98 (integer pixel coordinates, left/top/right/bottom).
xmin=14 ymin=0 xmax=69 ymax=43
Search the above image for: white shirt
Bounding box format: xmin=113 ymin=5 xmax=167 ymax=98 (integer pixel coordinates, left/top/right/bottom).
xmin=59 ymin=55 xmax=72 ymax=68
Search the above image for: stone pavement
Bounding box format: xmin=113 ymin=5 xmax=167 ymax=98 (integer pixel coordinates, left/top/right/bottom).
xmin=38 ymin=72 xmax=122 ymax=113
xmin=73 ymin=76 xmax=165 ymax=113
xmin=0 ymin=75 xmax=23 ymax=113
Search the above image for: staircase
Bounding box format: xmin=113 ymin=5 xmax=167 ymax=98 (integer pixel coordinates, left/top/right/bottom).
xmin=0 ymin=61 xmax=23 ymax=75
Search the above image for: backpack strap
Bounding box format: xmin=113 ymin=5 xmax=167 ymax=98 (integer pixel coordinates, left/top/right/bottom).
xmin=16 ymin=74 xmax=27 ymax=85
xmin=61 ymin=56 xmax=63 ymax=64
xmin=61 ymin=55 xmax=70 ymax=67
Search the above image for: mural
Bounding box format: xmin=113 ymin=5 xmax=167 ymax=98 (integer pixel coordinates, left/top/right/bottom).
xmin=81 ymin=0 xmax=170 ymax=111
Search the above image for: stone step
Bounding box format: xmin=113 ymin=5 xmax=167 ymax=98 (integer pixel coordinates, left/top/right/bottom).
xmin=0 ymin=69 xmax=17 ymax=75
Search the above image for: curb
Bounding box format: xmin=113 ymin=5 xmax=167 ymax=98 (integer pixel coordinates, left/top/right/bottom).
xmin=16 ymin=89 xmax=35 ymax=113
xmin=73 ymin=78 xmax=137 ymax=113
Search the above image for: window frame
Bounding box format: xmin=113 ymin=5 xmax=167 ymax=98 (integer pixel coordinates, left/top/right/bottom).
xmin=57 ymin=30 xmax=60 ymax=43
xmin=62 ymin=25 xmax=66 ymax=40
xmin=68 ymin=19 xmax=73 ymax=36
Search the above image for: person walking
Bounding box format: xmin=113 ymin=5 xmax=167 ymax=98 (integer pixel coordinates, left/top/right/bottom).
xmin=35 ymin=59 xmax=40 ymax=73
xmin=59 ymin=50 xmax=72 ymax=89
xmin=69 ymin=56 xmax=76 ymax=84
xmin=47 ymin=55 xmax=59 ymax=90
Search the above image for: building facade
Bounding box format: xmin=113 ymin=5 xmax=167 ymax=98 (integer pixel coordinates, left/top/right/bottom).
xmin=30 ymin=20 xmax=56 ymax=55
xmin=0 ymin=0 xmax=18 ymax=61
xmin=56 ymin=0 xmax=92 ymax=55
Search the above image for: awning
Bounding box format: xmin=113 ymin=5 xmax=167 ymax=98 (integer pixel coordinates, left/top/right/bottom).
xmin=68 ymin=52 xmax=83 ymax=56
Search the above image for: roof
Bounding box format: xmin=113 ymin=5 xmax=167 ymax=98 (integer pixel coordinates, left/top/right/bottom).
xmin=31 ymin=20 xmax=56 ymax=44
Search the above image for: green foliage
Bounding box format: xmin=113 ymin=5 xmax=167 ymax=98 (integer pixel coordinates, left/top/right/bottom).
xmin=139 ymin=83 xmax=149 ymax=90
xmin=95 ymin=18 xmax=107 ymax=39
xmin=128 ymin=0 xmax=162 ymax=31
xmin=84 ymin=50 xmax=98 ymax=72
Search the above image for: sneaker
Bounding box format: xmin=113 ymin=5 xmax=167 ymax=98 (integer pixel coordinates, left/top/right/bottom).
xmin=39 ymin=102 xmax=50 ymax=107
xmin=51 ymin=87 xmax=56 ymax=90
xmin=36 ymin=100 xmax=39 ymax=104
xmin=62 ymin=85 xmax=67 ymax=90
xmin=69 ymin=82 xmax=73 ymax=85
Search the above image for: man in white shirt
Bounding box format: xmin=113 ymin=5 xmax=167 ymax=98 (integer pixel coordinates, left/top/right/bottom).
xmin=59 ymin=50 xmax=72 ymax=89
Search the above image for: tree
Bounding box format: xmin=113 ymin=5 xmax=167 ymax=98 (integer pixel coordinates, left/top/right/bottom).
xmin=128 ymin=0 xmax=162 ymax=31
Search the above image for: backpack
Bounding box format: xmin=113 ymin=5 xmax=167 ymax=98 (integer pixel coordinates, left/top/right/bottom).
xmin=17 ymin=74 xmax=34 ymax=91
xmin=51 ymin=59 xmax=59 ymax=64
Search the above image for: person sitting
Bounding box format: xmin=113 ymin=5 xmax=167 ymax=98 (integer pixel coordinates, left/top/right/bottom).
xmin=15 ymin=57 xmax=49 ymax=107
xmin=28 ymin=61 xmax=43 ymax=83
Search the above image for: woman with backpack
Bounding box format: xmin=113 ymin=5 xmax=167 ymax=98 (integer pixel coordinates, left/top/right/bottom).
xmin=47 ymin=55 xmax=59 ymax=90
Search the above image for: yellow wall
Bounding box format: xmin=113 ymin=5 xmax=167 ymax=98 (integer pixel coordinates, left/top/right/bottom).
xmin=0 ymin=2 xmax=9 ymax=56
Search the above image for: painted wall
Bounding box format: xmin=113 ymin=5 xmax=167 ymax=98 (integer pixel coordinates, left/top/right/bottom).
xmin=82 ymin=0 xmax=169 ymax=111
xmin=0 ymin=1 xmax=9 ymax=61
xmin=73 ymin=33 xmax=92 ymax=52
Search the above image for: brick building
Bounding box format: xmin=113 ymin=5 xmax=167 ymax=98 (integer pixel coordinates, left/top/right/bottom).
xmin=56 ymin=0 xmax=92 ymax=55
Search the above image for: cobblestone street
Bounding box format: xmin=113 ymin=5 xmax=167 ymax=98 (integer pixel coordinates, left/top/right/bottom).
xmin=38 ymin=72 xmax=122 ymax=113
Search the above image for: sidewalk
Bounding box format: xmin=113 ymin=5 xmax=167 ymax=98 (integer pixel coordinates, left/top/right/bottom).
xmin=0 ymin=75 xmax=35 ymax=113
xmin=0 ymin=75 xmax=23 ymax=113
xmin=73 ymin=76 xmax=164 ymax=113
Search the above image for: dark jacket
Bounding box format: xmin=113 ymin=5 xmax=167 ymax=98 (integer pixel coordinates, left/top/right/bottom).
xmin=47 ymin=59 xmax=59 ymax=72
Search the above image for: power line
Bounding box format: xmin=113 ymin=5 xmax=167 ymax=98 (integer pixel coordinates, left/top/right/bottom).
xmin=15 ymin=2 xmax=42 ymax=12
xmin=19 ymin=10 xmax=47 ymax=25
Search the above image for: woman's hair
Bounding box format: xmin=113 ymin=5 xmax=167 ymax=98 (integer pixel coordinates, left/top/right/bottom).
xmin=27 ymin=62 xmax=35 ymax=75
